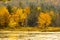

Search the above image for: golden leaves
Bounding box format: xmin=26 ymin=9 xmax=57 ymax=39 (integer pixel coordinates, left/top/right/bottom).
xmin=0 ymin=6 xmax=9 ymax=15
xmin=24 ymin=7 xmax=30 ymax=14
xmin=49 ymin=11 xmax=54 ymax=16
xmin=8 ymin=17 xmax=17 ymax=27
xmin=37 ymin=6 xmax=41 ymax=11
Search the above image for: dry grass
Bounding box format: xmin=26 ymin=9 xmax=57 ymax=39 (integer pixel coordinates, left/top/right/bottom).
xmin=47 ymin=27 xmax=60 ymax=32
xmin=0 ymin=27 xmax=60 ymax=32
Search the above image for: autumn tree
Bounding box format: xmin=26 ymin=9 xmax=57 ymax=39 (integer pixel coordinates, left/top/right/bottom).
xmin=38 ymin=12 xmax=52 ymax=28
xmin=8 ymin=6 xmax=18 ymax=28
xmin=0 ymin=6 xmax=9 ymax=28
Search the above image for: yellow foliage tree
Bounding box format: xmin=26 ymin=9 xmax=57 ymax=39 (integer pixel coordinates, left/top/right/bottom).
xmin=8 ymin=7 xmax=21 ymax=27
xmin=8 ymin=15 xmax=18 ymax=27
xmin=38 ymin=12 xmax=52 ymax=28
xmin=12 ymin=7 xmax=28 ymax=27
xmin=0 ymin=6 xmax=10 ymax=28
xmin=15 ymin=8 xmax=23 ymax=21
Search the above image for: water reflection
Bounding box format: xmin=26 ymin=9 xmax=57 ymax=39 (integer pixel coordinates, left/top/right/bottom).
xmin=0 ymin=31 xmax=60 ymax=40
